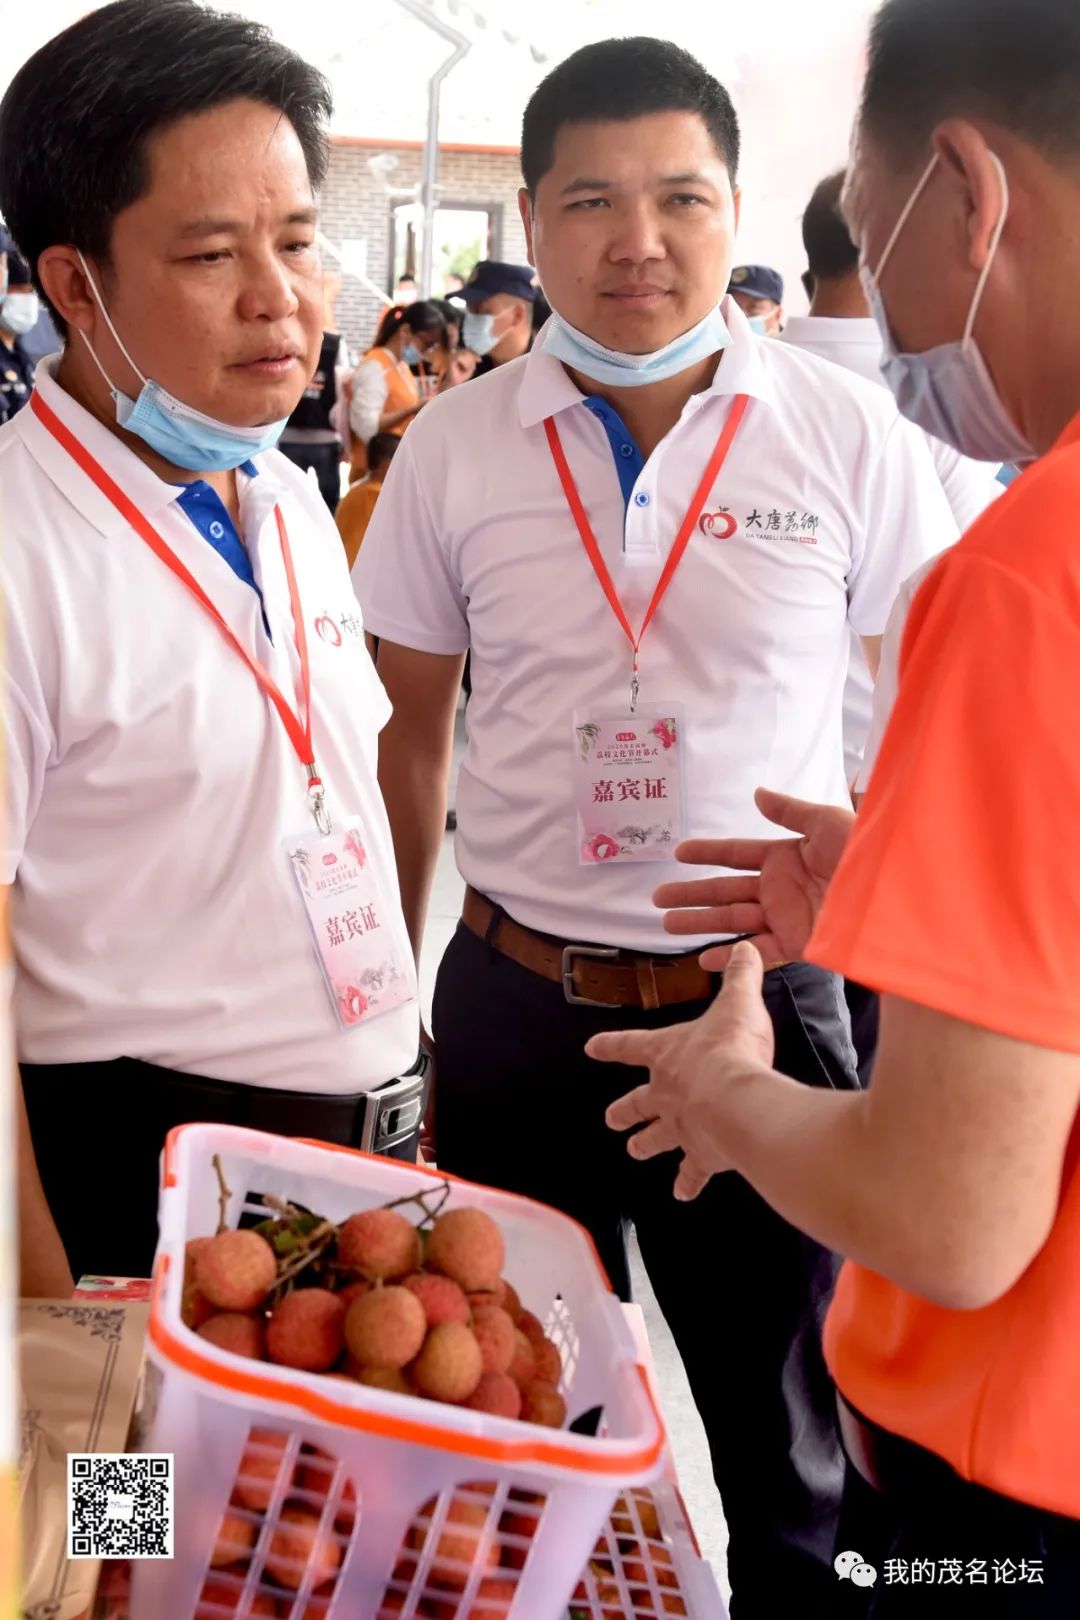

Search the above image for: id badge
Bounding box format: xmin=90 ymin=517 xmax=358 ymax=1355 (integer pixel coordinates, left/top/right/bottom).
xmin=284 ymin=823 xmax=416 ymax=1029
xmin=573 ymin=705 xmax=686 ymax=864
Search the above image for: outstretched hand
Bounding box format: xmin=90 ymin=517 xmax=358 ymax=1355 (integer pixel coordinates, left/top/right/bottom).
xmin=654 ymin=788 xmax=855 ymax=970
xmin=588 ymin=941 xmax=776 ymax=1200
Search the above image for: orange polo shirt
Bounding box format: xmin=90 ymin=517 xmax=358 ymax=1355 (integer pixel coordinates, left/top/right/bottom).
xmin=808 ymin=409 xmax=1080 ymax=1520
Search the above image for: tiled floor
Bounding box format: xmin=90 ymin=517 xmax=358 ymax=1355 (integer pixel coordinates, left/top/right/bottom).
xmin=419 ymin=713 xmax=731 ymax=1602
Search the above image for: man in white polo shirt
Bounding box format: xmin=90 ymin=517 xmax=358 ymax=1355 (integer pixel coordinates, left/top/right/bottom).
xmin=1 ymin=0 xmax=422 ymax=1283
xmin=354 ymin=37 xmax=956 ymax=1614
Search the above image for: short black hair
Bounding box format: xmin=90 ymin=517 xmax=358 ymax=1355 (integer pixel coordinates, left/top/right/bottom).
xmin=521 ymin=37 xmax=740 ymax=195
xmin=860 ymin=0 xmax=1080 ymax=167
xmin=802 ymin=171 xmax=858 ymax=282
xmin=367 ymin=432 xmax=400 ymax=472
xmin=0 ymin=0 xmax=332 ymax=333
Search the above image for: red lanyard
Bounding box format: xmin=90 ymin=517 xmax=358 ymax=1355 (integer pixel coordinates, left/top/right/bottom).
xmin=545 ymin=392 xmax=749 ymax=710
xmin=30 ymin=389 xmax=331 ymax=834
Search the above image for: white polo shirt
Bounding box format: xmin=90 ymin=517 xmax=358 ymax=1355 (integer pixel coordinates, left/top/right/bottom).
xmin=354 ymin=299 xmax=958 ymax=952
xmin=3 ymin=360 xmax=417 ymax=1089
xmin=782 ymin=315 xmax=1003 ymax=780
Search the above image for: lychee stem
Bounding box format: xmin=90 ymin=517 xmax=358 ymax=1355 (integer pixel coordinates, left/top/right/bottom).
xmin=212 ymin=1154 xmax=232 ymax=1235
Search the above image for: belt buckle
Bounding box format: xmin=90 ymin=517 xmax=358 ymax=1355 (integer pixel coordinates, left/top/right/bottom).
xmin=562 ymin=943 xmax=620 ymax=1007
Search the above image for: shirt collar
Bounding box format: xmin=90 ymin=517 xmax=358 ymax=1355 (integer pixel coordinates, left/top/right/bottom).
xmin=18 ymin=356 xmax=271 ymax=538
xmin=517 ymin=295 xmax=774 ymax=430
xmin=781 ymin=315 xmax=881 ymax=348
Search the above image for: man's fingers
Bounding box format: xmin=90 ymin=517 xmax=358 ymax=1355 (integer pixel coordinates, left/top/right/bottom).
xmin=626 ymin=1120 xmax=681 ymax=1161
xmin=674 ymin=837 xmax=771 ymax=872
xmin=674 ymin=1158 xmax=712 ymax=1202
xmin=704 ymin=938 xmax=765 ymax=1014
xmin=605 ymin=1085 xmax=657 ymax=1133
xmin=652 ymin=875 xmax=759 ymax=911
xmin=753 ymin=787 xmax=823 ymax=836
xmin=661 ymin=901 xmax=764 ymax=938
xmin=698 ymin=934 xmax=782 ymax=973
xmin=586 ymin=1029 xmax=660 ymax=1070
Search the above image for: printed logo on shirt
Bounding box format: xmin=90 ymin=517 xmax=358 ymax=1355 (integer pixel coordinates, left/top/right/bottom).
xmin=313 ymin=611 xmax=365 ymax=648
xmin=698 ymin=507 xmax=738 ymax=540
xmin=744 ymin=507 xmax=822 ymax=546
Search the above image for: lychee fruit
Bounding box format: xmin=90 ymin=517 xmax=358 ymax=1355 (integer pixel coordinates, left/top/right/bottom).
xmin=507 ymin=1330 xmax=536 ymax=1388
xmin=182 ymin=1236 xmax=216 ymax=1329
xmin=195 ymin=1229 xmax=277 ymax=1313
xmin=520 ymin=1380 xmax=567 ymax=1429
xmin=265 ymin=1504 xmax=342 ymax=1590
xmin=427 ymin=1209 xmax=505 ymax=1294
xmin=336 ymin=1279 xmax=372 ymax=1311
xmin=266 ymin=1289 xmax=346 ymax=1372
xmin=338 ymin=1209 xmax=421 ymax=1282
xmin=412 ymin=1321 xmax=483 ymax=1404
xmin=404 ymin=1271 xmax=470 ymax=1327
xmin=354 ymin=1365 xmax=413 ymax=1395
xmin=197 ymin=1312 xmax=266 ymax=1361
xmin=233 ymin=1428 xmax=290 ymax=1512
xmin=517 ymin=1310 xmax=545 ymax=1346
xmin=466 ymin=1286 xmax=505 ymax=1314
xmin=195 ymin=1574 xmax=279 ymax=1616
xmin=296 ymin=1451 xmax=358 ymax=1533
xmin=410 ymin=1496 xmax=500 ymax=1592
xmin=344 ymin=1286 xmax=426 ymax=1369
xmin=210 ymin=1508 xmax=258 ymax=1566
xmin=469 ymin=1306 xmax=515 ymax=1376
xmin=532 ymin=1336 xmax=561 ymax=1384
xmin=464 ymin=1370 xmax=522 ymax=1420
xmin=462 ymin=1577 xmax=520 ymax=1620
xmin=500 ymin=1281 xmax=522 ymax=1325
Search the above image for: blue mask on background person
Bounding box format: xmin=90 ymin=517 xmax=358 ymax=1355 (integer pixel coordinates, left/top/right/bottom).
xmin=1 ymin=291 xmax=39 ymax=336
xmin=76 ymin=251 xmax=289 ymax=471
xmin=402 ymin=342 xmax=421 ymax=366
xmin=462 ymin=311 xmax=501 ymax=357
xmin=747 ymin=315 xmax=769 ymax=337
xmin=538 ymin=301 xmax=731 ymax=388
xmin=863 ymin=151 xmax=1034 ymax=464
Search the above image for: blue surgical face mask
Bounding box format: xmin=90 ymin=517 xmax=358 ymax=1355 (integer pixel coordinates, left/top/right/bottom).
xmin=863 ymin=152 xmax=1033 ymax=464
xmin=402 ymin=342 xmax=422 ymax=366
xmin=462 ymin=310 xmax=503 ymax=358
xmin=1 ymin=291 xmax=39 ymax=336
xmin=538 ymin=302 xmax=732 ymax=388
xmin=76 ymin=251 xmax=290 ymax=471
xmin=747 ymin=315 xmax=769 ymax=337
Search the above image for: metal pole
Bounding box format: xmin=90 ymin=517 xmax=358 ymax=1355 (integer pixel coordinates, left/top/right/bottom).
xmin=392 ymin=0 xmax=471 ymax=298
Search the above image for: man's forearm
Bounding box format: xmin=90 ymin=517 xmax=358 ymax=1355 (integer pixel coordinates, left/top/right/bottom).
xmin=377 ymin=713 xmax=454 ymax=960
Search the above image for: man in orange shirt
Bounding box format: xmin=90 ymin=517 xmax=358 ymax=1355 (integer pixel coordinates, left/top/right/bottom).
xmin=588 ymin=0 xmax=1080 ymax=1612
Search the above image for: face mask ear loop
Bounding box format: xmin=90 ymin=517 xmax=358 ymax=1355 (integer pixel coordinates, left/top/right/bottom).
xmin=871 ymin=152 xmax=940 ymax=286
xmin=75 ymin=249 xmax=148 ymax=389
xmin=962 ymin=151 xmax=1008 ymax=350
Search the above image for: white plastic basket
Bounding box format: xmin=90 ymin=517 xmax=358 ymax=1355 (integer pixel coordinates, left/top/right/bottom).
xmin=131 ymin=1123 xmax=665 ymax=1620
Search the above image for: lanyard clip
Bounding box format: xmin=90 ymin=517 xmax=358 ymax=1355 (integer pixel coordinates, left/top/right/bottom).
xmin=307 ymin=764 xmax=333 ymax=836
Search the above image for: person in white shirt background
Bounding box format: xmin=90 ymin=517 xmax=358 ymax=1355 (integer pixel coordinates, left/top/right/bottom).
xmin=782 ymin=170 xmax=1004 ymax=1084
xmin=1 ymin=0 xmax=423 ymax=1288
xmin=353 ymin=35 xmax=958 ymax=1617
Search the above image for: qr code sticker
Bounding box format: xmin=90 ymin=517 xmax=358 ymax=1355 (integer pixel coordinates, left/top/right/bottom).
xmin=68 ymin=1453 xmax=174 ymax=1560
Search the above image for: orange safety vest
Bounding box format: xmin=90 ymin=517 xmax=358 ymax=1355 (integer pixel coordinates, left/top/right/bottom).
xmin=348 ymin=348 xmax=420 ymax=481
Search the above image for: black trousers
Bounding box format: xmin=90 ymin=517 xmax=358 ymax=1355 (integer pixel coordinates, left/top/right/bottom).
xmin=21 ymin=1057 xmax=420 ymax=1281
xmin=845 ymin=979 xmax=881 ymax=1086
xmin=278 ymin=439 xmax=341 ymax=513
xmin=835 ymin=1453 xmax=1080 ymax=1616
xmin=433 ymin=922 xmax=859 ymax=1618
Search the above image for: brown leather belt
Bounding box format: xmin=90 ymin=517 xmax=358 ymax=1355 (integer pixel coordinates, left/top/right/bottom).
xmin=462 ymin=886 xmax=715 ymax=1010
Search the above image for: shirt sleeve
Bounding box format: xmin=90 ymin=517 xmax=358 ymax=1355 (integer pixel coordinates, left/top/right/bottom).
xmin=3 ymin=616 xmax=55 ymax=884
xmin=924 ymin=437 xmax=1005 ymax=533
xmin=810 ymin=551 xmax=1080 ymax=1052
xmin=854 ymin=554 xmax=945 ymax=793
xmin=351 ymin=428 xmax=470 ymax=655
xmin=845 ymin=414 xmax=960 ymax=637
xmin=348 ymin=358 xmax=389 ymax=445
